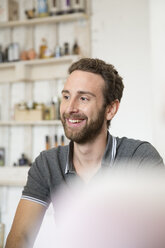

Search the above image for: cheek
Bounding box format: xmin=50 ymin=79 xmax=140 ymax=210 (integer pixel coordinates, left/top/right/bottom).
xmin=83 ymin=107 xmax=96 ymax=120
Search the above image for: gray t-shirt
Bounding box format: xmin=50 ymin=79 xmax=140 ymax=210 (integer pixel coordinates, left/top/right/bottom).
xmin=22 ymin=133 xmax=164 ymax=207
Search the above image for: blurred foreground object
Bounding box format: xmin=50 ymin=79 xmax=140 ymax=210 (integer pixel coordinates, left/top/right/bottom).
xmin=52 ymin=167 xmax=165 ymax=248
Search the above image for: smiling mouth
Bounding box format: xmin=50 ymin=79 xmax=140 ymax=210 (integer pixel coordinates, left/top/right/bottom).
xmin=65 ymin=118 xmax=86 ymax=127
xmin=63 ymin=114 xmax=87 ymax=126
xmin=68 ymin=119 xmax=83 ymax=123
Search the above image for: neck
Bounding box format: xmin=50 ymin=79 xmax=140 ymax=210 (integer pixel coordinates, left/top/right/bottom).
xmin=73 ymin=129 xmax=108 ymax=182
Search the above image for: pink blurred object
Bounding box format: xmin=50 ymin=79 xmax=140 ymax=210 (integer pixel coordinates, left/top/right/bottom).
xmin=27 ymin=49 xmax=36 ymax=60
xmin=20 ymin=49 xmax=37 ymax=60
xmin=20 ymin=51 xmax=27 ymax=61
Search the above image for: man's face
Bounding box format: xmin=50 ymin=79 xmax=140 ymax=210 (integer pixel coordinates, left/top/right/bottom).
xmin=60 ymin=70 xmax=108 ymax=144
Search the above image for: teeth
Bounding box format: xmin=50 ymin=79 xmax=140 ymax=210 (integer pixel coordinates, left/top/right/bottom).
xmin=69 ymin=119 xmax=81 ymax=123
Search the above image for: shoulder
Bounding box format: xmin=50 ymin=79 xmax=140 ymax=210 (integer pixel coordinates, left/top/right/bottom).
xmin=115 ymin=136 xmax=164 ymax=166
xmin=40 ymin=145 xmax=69 ymax=161
xmin=29 ymin=145 xmax=69 ymax=175
xmin=116 ymin=136 xmax=148 ymax=153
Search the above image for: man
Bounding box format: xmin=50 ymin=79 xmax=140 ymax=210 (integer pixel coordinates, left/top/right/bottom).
xmin=5 ymin=58 xmax=164 ymax=248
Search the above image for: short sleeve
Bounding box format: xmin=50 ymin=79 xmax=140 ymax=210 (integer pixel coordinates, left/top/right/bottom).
xmin=22 ymin=152 xmax=51 ymax=207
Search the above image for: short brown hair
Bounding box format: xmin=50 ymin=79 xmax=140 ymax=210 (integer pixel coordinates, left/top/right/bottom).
xmin=68 ymin=58 xmax=124 ymax=128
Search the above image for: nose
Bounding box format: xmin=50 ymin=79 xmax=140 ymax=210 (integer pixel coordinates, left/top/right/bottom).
xmin=66 ymin=97 xmax=79 ymax=113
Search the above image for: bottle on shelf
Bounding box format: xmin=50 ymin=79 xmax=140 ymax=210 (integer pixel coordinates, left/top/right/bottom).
xmin=49 ymin=0 xmax=60 ymax=15
xmin=0 ymin=45 xmax=4 ymax=63
xmin=39 ymin=38 xmax=53 ymax=59
xmin=13 ymin=43 xmax=20 ymax=61
xmin=55 ymin=44 xmax=61 ymax=57
xmin=60 ymin=0 xmax=72 ymax=14
xmin=13 ymin=154 xmax=31 ymax=167
xmin=45 ymin=135 xmax=50 ymax=150
xmin=0 ymin=148 xmax=5 ymax=166
xmin=64 ymin=42 xmax=70 ymax=55
xmin=71 ymin=0 xmax=85 ymax=13
xmin=39 ymin=38 xmax=48 ymax=59
xmin=0 ymin=154 xmax=4 ymax=167
xmin=7 ymin=44 xmax=13 ymax=62
xmin=4 ymin=47 xmax=9 ymax=62
xmin=61 ymin=135 xmax=65 ymax=146
xmin=54 ymin=135 xmax=58 ymax=147
xmin=18 ymin=153 xmax=29 ymax=166
xmin=37 ymin=0 xmax=49 ymax=17
xmin=7 ymin=43 xmax=20 ymax=62
xmin=72 ymin=40 xmax=80 ymax=55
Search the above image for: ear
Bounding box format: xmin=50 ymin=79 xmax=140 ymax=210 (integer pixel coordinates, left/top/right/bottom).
xmin=106 ymin=100 xmax=120 ymax=121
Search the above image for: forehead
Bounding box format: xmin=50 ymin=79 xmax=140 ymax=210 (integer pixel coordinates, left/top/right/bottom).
xmin=64 ymin=70 xmax=105 ymax=93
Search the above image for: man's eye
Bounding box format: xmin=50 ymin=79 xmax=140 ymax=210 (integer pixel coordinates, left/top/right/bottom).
xmin=63 ymin=95 xmax=69 ymax=100
xmin=80 ymin=96 xmax=88 ymax=101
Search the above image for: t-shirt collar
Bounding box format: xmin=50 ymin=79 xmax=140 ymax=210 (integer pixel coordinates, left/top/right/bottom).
xmin=65 ymin=131 xmax=116 ymax=175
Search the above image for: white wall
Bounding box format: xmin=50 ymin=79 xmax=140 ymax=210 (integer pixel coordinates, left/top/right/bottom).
xmin=149 ymin=0 xmax=165 ymax=161
xmin=91 ymin=0 xmax=153 ymax=141
xmin=91 ymin=0 xmax=165 ymax=160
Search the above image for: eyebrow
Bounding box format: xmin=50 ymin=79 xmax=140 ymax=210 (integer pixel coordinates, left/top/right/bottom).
xmin=61 ymin=90 xmax=96 ymax=97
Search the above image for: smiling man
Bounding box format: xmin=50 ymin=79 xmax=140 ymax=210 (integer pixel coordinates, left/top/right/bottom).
xmin=5 ymin=58 xmax=164 ymax=248
xmin=61 ymin=70 xmax=112 ymax=144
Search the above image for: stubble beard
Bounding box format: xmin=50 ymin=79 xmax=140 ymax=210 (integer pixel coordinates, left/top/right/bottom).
xmin=61 ymin=105 xmax=107 ymax=144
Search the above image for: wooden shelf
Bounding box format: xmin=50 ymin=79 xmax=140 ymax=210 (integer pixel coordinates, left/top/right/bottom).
xmin=0 ymin=13 xmax=88 ymax=28
xmin=0 ymin=120 xmax=61 ymax=126
xmin=0 ymin=55 xmax=79 ymax=68
xmin=0 ymin=55 xmax=79 ymax=83
xmin=0 ymin=167 xmax=29 ymax=186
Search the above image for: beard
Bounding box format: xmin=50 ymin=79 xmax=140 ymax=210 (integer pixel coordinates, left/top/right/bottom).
xmin=61 ymin=105 xmax=107 ymax=144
